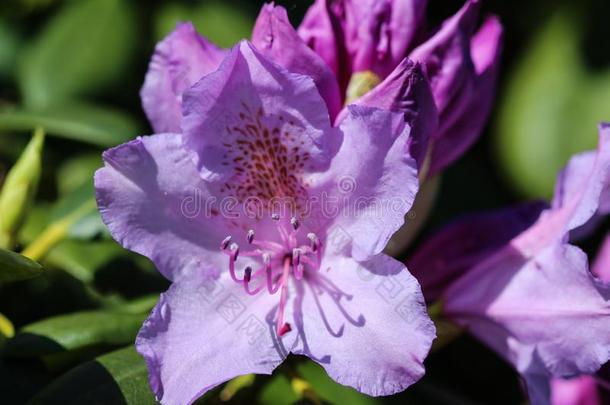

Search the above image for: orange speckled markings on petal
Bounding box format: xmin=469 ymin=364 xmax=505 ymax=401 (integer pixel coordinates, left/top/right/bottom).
xmin=218 ymin=102 xmax=311 ymax=209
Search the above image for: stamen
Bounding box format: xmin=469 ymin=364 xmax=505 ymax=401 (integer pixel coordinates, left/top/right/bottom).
xmin=220 ymin=236 xmax=232 ymax=250
xmin=262 ymin=252 xmax=271 ymax=265
xmin=292 ymin=248 xmax=301 ymax=266
xmin=228 ymin=243 xmax=240 ymax=283
xmin=275 ymin=257 xmax=291 ymax=335
xmin=290 ymin=217 xmax=299 ymax=230
xmin=307 ymin=232 xmax=318 ymax=252
xmin=246 ymin=229 xmax=255 ymax=244
xmin=229 ymin=243 xmax=239 ymax=260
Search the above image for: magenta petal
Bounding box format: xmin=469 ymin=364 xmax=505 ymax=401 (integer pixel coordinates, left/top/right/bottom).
xmin=408 ymin=202 xmax=546 ymax=301
xmin=297 ymin=0 xmax=345 ymax=87
xmin=428 ymin=15 xmax=503 ymax=175
xmin=182 ymin=41 xmax=341 ymax=184
xmin=409 ymin=0 xmax=480 ymax=115
xmin=342 ymin=0 xmax=427 ymax=77
xmin=309 ymin=105 xmax=419 ymax=261
xmin=445 ymin=243 xmax=610 ymax=379
xmin=341 ymin=59 xmax=438 ymax=168
xmin=292 ymin=253 xmax=435 ymax=396
xmin=140 ymin=23 xmax=226 ymax=133
xmin=136 ymin=272 xmax=285 ymax=405
xmin=252 ymin=4 xmax=342 ymax=120
xmin=551 ymin=376 xmax=601 ymax=405
xmin=94 ymin=133 xmax=228 ymax=281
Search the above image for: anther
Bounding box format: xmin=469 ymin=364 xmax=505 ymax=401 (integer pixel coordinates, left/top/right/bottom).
xmin=262 ymin=252 xmax=271 ymax=265
xmin=244 ymin=266 xmax=252 ymax=282
xmin=230 ymin=243 xmax=239 ymax=260
xmin=307 ymin=232 xmax=319 ymax=252
xmin=290 ymin=217 xmax=299 ymax=230
xmin=271 ymin=213 xmax=280 ymax=221
xmin=292 ymin=248 xmax=301 ymax=266
xmin=220 ymin=236 xmax=232 ymax=250
xmin=246 ymin=229 xmax=255 ymax=244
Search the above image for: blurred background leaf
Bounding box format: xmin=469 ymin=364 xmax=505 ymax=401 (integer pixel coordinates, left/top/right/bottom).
xmin=28 ymin=345 xmax=158 ymax=405
xmin=0 ymin=102 xmax=139 ymax=147
xmin=154 ymin=1 xmax=254 ymax=47
xmin=0 ymin=247 xmax=43 ymax=284
xmin=4 ymin=310 xmax=149 ymax=360
xmin=496 ymin=7 xmax=610 ymax=198
xmin=18 ymin=0 xmax=138 ymax=109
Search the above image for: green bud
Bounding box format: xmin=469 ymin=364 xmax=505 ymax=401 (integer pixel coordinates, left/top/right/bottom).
xmin=0 ymin=127 xmax=45 ymax=248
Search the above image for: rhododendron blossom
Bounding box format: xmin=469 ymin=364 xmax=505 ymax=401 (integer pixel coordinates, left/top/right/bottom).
xmin=95 ymin=41 xmax=436 ymax=404
xmin=409 ymin=125 xmax=610 ymax=405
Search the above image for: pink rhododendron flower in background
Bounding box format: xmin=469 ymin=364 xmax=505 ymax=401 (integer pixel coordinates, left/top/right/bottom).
xmin=299 ymin=0 xmax=503 ymax=174
xmin=96 ymin=41 xmax=435 ymax=405
xmin=408 ymin=125 xmax=610 ymax=405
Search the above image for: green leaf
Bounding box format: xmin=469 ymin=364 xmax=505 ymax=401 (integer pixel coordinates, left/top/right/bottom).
xmin=155 ymin=1 xmax=253 ymax=48
xmin=0 ymin=247 xmax=43 ymax=283
xmin=18 ymin=0 xmax=138 ymax=108
xmin=0 ymin=19 xmax=21 ymax=79
xmin=297 ymin=360 xmax=381 ymax=405
xmin=28 ymin=346 xmax=158 ymax=405
xmin=259 ymin=374 xmax=299 ymax=405
xmin=0 ymin=127 xmax=44 ymax=248
xmin=4 ymin=310 xmax=148 ymax=357
xmin=50 ymin=181 xmax=106 ymax=240
xmin=496 ymin=9 xmax=609 ymax=198
xmin=0 ymin=103 xmax=138 ymax=147
xmin=44 ymin=240 xmax=124 ymax=283
xmin=57 ymin=153 xmax=102 ymax=196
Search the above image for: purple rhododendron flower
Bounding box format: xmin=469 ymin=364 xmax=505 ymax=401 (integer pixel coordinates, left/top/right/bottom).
xmin=95 ymin=41 xmax=436 ymax=404
xmin=141 ymin=1 xmax=501 ymax=177
xmin=299 ymin=0 xmax=503 ymax=174
xmin=408 ymin=125 xmax=610 ymax=404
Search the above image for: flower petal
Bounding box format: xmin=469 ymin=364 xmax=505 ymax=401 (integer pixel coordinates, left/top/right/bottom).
xmin=409 ymin=0 xmax=479 ymax=116
xmin=408 ymin=202 xmax=546 ymax=301
xmin=551 ymin=375 xmax=601 ymax=405
xmin=517 ymin=126 xmax=610 ymax=256
xmin=308 ymin=105 xmax=419 ymax=261
xmin=141 ymin=23 xmax=226 ymax=133
xmin=95 ymin=133 xmax=228 ymax=281
xmin=342 ymin=59 xmax=438 ymax=169
xmin=182 ymin=41 xmax=341 ymax=210
xmin=137 ymin=272 xmax=285 ymax=405
xmin=252 ymin=4 xmax=342 ymax=120
xmin=427 ymin=15 xmax=503 ymax=175
xmin=290 ymin=253 xmax=435 ymax=396
xmin=297 ymin=0 xmax=346 ymax=88
xmin=445 ymin=243 xmax=610 ymax=379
